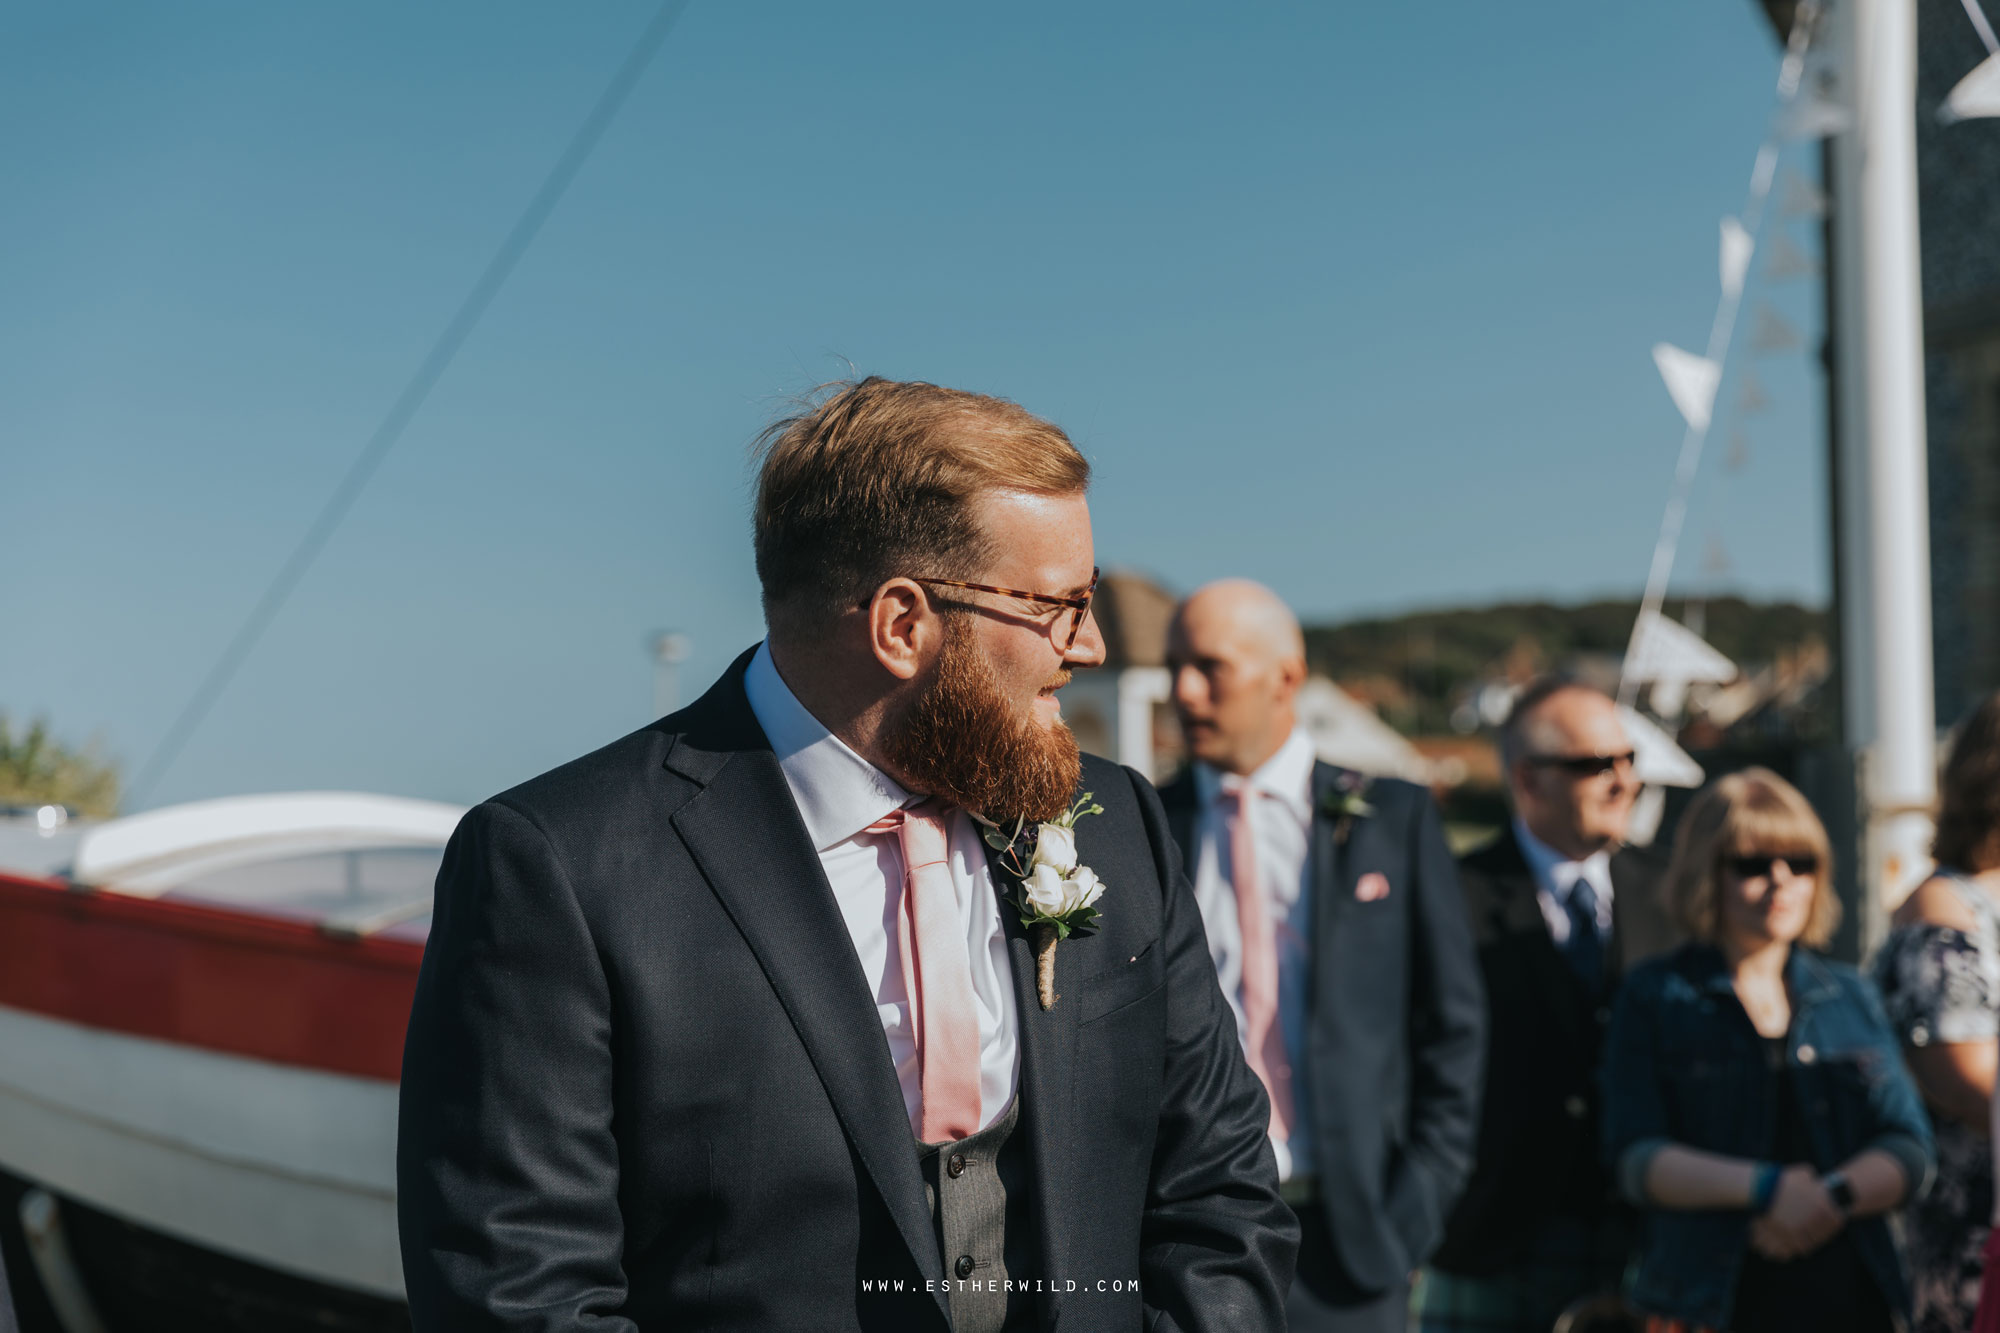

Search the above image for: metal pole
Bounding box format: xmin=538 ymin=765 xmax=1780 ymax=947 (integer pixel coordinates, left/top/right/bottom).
xmin=650 ymin=632 xmax=692 ymax=720
xmin=1826 ymin=0 xmax=1938 ymax=920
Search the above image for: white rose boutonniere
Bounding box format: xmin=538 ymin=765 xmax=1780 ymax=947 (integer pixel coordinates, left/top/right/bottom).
xmin=1322 ymin=770 xmax=1377 ymax=846
xmin=973 ymin=793 xmax=1107 ymax=1011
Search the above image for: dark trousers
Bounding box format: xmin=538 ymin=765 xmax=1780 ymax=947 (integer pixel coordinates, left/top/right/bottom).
xmin=1288 ymin=1202 xmax=1411 ymax=1333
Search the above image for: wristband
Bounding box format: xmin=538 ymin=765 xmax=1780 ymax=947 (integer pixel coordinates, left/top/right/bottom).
xmin=1750 ymin=1162 xmax=1782 ymax=1214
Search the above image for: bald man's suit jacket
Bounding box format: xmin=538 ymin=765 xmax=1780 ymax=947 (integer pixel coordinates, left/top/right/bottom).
xmin=1159 ymin=764 xmax=1486 ymax=1295
xmin=397 ymin=647 xmax=1297 ymax=1332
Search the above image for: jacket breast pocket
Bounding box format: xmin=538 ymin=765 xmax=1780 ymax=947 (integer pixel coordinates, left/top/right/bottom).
xmin=1076 ymin=943 xmax=1166 ymax=1027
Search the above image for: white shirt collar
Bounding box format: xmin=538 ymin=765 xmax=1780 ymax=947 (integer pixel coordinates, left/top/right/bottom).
xmin=1513 ymin=816 xmax=1613 ymax=905
xmin=743 ymin=641 xmax=910 ymax=852
xmin=1194 ymin=727 xmax=1317 ymax=822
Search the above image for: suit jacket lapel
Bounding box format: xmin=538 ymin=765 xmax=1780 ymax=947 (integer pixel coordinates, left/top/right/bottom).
xmin=1308 ymin=764 xmax=1346 ymax=967
xmin=981 ymin=834 xmax=1078 ymax=1330
xmin=666 ymin=668 xmax=948 ymax=1323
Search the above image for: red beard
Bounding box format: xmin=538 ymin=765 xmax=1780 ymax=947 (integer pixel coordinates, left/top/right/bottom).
xmin=884 ymin=620 xmax=1082 ymax=823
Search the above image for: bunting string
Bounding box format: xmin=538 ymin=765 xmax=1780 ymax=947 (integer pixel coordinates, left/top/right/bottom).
xmin=1618 ymin=2 xmax=1825 ymax=707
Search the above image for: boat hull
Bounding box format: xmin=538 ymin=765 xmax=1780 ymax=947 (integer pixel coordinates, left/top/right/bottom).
xmin=0 ymin=869 xmax=423 ymax=1324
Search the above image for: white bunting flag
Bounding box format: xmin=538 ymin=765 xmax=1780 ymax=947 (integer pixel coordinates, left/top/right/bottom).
xmin=1781 ymin=171 xmax=1828 ymax=219
xmin=1720 ymin=217 xmax=1755 ymax=299
xmin=1779 ymin=92 xmax=1854 ymax=140
xmin=1766 ymin=232 xmax=1818 ymax=280
xmin=1940 ymin=53 xmax=2000 ymax=123
xmin=1750 ymin=303 xmax=1802 ymax=353
xmin=1653 ymin=343 xmax=1722 ymax=432
xmin=1737 ymin=370 xmax=1770 ymax=415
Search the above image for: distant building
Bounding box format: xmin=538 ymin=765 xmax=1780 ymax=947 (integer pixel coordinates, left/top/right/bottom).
xmin=1759 ymin=0 xmax=2000 ymax=725
xmin=1061 ymin=572 xmax=1180 ymax=781
xmin=1914 ymin=0 xmax=2000 ymax=724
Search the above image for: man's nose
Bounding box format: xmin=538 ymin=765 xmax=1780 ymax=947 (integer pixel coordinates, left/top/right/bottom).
xmin=1171 ymin=663 xmax=1205 ymax=709
xmin=1064 ymin=607 xmax=1108 ymax=669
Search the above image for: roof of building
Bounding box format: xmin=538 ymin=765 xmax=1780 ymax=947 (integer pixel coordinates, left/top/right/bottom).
xmin=1093 ymin=569 xmax=1178 ymax=669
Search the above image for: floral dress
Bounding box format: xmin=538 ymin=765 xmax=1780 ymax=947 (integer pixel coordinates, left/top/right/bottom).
xmin=1871 ymin=872 xmax=2000 ymax=1333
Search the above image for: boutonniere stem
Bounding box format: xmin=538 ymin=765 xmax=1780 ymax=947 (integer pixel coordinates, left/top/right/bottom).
xmin=1323 ymin=773 xmax=1377 ymax=846
xmin=976 ymin=793 xmax=1108 ymax=1011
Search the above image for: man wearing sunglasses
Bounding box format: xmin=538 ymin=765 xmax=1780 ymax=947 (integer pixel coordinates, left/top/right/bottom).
xmin=398 ymin=377 xmax=1295 ymax=1333
xmin=1419 ymin=677 xmax=1679 ymax=1333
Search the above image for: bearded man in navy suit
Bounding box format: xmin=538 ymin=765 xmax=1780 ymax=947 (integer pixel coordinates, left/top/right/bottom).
xmin=1159 ymin=580 xmax=1485 ymax=1333
xmin=398 ymin=379 xmax=1296 ymax=1332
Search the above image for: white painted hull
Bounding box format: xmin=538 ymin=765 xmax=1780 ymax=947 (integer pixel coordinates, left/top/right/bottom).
xmin=0 ymin=1004 xmax=403 ymax=1299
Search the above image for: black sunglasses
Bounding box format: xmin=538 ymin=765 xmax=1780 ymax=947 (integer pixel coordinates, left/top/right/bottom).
xmin=1725 ymin=854 xmax=1820 ymax=879
xmin=1525 ymin=750 xmax=1637 ymax=778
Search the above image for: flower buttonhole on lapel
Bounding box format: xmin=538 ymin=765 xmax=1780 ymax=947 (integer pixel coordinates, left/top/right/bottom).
xmin=1355 ymin=872 xmax=1391 ymax=903
xmin=973 ymin=793 xmax=1107 ymax=1012
xmin=1321 ymin=771 xmax=1376 ymax=846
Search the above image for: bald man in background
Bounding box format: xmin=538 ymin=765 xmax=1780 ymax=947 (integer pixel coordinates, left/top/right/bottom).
xmin=1160 ymin=580 xmax=1485 ymax=1333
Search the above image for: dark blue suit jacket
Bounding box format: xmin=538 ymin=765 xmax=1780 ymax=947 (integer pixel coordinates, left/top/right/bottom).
xmin=398 ymin=649 xmax=1297 ymax=1332
xmin=1161 ymin=762 xmax=1486 ymax=1294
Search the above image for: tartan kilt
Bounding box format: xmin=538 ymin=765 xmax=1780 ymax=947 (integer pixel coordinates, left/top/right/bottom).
xmin=1415 ymin=1216 xmax=1631 ymax=1333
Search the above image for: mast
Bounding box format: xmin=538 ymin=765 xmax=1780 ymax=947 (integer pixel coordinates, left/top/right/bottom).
xmin=1823 ymin=0 xmax=1937 ymax=925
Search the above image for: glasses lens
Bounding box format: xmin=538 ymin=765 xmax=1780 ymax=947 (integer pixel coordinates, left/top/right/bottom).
xmin=1728 ymin=855 xmax=1819 ymax=877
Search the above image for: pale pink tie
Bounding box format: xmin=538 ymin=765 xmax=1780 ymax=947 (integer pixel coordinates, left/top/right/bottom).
xmin=866 ymin=800 xmax=983 ymax=1144
xmin=1219 ymin=780 xmax=1296 ymax=1146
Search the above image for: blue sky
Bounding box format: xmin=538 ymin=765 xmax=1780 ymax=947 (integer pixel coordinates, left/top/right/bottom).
xmin=2 ymin=2 xmax=1829 ymax=809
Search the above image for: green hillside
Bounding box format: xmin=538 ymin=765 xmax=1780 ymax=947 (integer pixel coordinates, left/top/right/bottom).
xmin=1303 ymin=596 xmax=1829 ymax=736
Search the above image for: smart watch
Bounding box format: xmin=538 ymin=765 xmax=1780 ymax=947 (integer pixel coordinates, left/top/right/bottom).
xmin=1822 ymin=1170 xmax=1856 ymax=1215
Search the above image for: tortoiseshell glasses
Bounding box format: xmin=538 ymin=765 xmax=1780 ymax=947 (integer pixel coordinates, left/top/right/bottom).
xmin=910 ymin=566 xmax=1100 ymax=652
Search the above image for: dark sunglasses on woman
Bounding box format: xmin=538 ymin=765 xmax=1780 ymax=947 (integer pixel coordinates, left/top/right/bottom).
xmin=1725 ymin=853 xmax=1820 ymax=879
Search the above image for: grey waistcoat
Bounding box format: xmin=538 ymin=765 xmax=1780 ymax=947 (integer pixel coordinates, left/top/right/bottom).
xmin=916 ymin=1094 xmax=1039 ymax=1332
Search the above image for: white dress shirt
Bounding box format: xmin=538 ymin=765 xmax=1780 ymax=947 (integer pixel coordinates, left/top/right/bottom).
xmin=1188 ymin=727 xmax=1318 ymax=1180
xmin=1513 ymin=817 xmax=1615 ymax=948
xmin=743 ymin=642 xmax=1020 ymax=1136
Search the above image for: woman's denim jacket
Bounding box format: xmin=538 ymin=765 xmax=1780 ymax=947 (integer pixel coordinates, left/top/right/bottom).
xmin=1601 ymin=943 xmax=1935 ymax=1328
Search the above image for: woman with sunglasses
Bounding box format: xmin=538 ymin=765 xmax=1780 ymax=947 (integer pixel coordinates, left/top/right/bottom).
xmin=1873 ymin=692 xmax=2000 ymax=1333
xmin=1602 ymin=768 xmax=1934 ymax=1333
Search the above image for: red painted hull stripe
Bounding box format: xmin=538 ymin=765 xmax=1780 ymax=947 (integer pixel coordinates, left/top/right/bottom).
xmin=0 ymin=870 xmax=421 ymax=1082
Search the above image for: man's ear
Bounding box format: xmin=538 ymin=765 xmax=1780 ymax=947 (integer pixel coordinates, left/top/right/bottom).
xmin=1507 ymin=759 xmax=1537 ymax=802
xmin=1276 ymin=654 xmax=1308 ymax=701
xmin=868 ymin=578 xmax=935 ymax=681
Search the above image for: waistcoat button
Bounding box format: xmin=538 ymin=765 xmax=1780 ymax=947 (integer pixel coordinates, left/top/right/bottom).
xmin=956 ymin=1255 xmax=975 ymax=1279
xmin=1565 ymin=1094 xmax=1589 ymax=1119
xmin=1797 ymin=1044 xmax=1817 ymax=1065
xmin=947 ymin=1153 xmax=967 ymax=1179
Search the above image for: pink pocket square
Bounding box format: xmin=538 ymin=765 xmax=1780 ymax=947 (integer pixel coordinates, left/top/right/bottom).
xmin=1355 ymin=872 xmax=1391 ymax=903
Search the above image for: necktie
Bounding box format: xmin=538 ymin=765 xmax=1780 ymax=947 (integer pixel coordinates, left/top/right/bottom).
xmin=866 ymin=800 xmax=983 ymax=1144
xmin=1218 ymin=780 xmax=1296 ymax=1146
xmin=1565 ymin=876 xmax=1604 ymax=993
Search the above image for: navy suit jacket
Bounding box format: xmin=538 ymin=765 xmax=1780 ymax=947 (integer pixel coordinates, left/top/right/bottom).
xmin=1433 ymin=828 xmax=1675 ymax=1275
xmin=1160 ymin=763 xmax=1485 ymax=1294
xmin=398 ymin=648 xmax=1297 ymax=1332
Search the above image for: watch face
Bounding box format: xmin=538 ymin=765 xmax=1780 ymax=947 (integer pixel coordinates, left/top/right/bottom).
xmin=1826 ymin=1173 xmax=1856 ymax=1210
